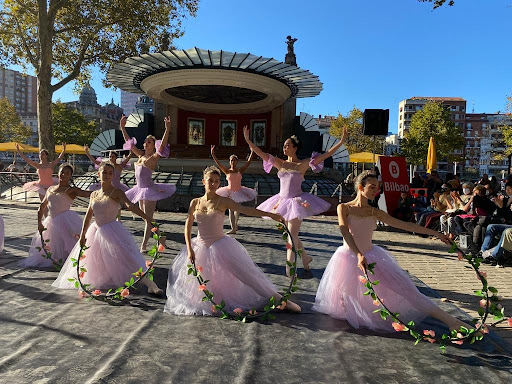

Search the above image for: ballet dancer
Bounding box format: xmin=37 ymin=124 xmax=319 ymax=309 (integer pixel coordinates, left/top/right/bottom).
xmin=17 ymin=143 xmax=66 ymax=201
xmin=52 ymin=162 xmax=162 ymax=294
xmin=121 ymin=115 xmax=176 ymax=252
xmin=313 ymin=171 xmax=471 ymax=333
xmin=164 ymin=166 xmax=301 ymax=316
xmin=211 ymin=145 xmax=256 ymax=234
xmin=244 ymin=126 xmax=347 ymax=276
xmin=84 ymin=145 xmax=131 ymax=192
xmin=19 ymin=164 xmax=91 ymax=268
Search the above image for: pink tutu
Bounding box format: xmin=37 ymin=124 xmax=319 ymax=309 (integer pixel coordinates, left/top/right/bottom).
xmin=52 ymin=221 xmax=146 ymax=290
xmin=88 ymin=181 xmax=129 ymax=192
xmin=313 ymin=244 xmax=437 ymax=333
xmin=165 ymin=236 xmax=277 ymax=316
xmin=19 ymin=210 xmax=82 ymax=268
xmin=258 ymin=192 xmax=330 ymax=222
xmin=216 ymin=186 xmax=257 ymax=203
xmin=22 ymin=178 xmax=59 ymax=195
xmin=125 ymin=164 xmax=176 ymax=203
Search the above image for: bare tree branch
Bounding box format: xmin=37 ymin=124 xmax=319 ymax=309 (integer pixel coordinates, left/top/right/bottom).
xmin=51 ymin=35 xmax=93 ymax=92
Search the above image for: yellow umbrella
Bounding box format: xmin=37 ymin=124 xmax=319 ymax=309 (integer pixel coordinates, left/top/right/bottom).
xmin=426 ymin=136 xmax=437 ymax=173
xmin=349 ymin=151 xmax=382 ymax=163
xmin=0 ymin=142 xmax=39 ymax=152
xmin=55 ymin=144 xmax=86 ymax=154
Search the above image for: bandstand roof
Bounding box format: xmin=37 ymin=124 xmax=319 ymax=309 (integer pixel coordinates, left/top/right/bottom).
xmin=107 ymin=48 xmax=322 ymax=113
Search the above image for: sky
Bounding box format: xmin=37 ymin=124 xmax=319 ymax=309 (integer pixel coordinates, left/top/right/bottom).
xmin=51 ymin=0 xmax=512 ymax=134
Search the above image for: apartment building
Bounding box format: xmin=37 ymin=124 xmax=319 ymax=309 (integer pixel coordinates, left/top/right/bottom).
xmin=0 ymin=68 xmax=37 ymax=116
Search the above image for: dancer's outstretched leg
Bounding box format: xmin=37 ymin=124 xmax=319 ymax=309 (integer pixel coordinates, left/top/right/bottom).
xmin=287 ymin=219 xmax=312 ymax=272
xmin=227 ymin=209 xmax=237 ymax=234
xmin=140 ymin=200 xmax=157 ymax=252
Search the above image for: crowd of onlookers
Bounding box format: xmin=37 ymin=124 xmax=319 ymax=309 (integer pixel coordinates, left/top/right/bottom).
xmin=392 ymin=169 xmax=512 ymax=266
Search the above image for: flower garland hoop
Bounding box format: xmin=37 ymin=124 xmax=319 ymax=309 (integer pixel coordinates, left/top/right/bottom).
xmin=69 ymin=223 xmax=164 ymax=303
xmin=36 ymin=228 xmax=64 ymax=271
xmin=187 ymin=222 xmax=300 ymax=322
xmin=360 ymin=242 xmax=509 ymax=352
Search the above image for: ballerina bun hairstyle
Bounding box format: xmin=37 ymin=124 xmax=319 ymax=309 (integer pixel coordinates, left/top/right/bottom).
xmin=229 ymin=154 xmax=238 ymax=161
xmin=145 ymin=135 xmax=156 ymax=144
xmin=203 ymin=165 xmax=221 ymax=178
xmin=99 ymin=161 xmax=115 ymax=172
xmin=354 ymin=170 xmax=378 ymax=189
xmin=289 ymin=135 xmax=303 ymax=151
xmin=58 ymin=163 xmax=74 ymax=175
xmin=39 ymin=149 xmax=49 ymax=156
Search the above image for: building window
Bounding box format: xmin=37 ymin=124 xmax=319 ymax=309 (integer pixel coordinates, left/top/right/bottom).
xmin=187 ymin=118 xmax=205 ymax=145
xmin=220 ymin=120 xmax=237 ymax=146
xmin=466 ymin=123 xmax=471 ymax=130
xmin=251 ymin=120 xmax=266 ymax=146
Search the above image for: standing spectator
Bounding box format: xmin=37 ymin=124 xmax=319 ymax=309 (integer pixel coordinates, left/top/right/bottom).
xmin=479 ymin=174 xmax=490 ymax=186
xmin=426 ymin=170 xmax=443 ymax=200
xmin=6 ymin=159 xmax=18 ymax=172
xmin=411 ymin=172 xmax=424 ymax=188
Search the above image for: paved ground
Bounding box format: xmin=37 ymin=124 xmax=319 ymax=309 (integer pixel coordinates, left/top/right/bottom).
xmin=1 ymin=200 xmax=512 ymax=383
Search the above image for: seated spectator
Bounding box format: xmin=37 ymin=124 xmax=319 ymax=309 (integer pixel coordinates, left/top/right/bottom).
xmin=394 ymin=191 xmax=412 ymax=221
xmin=483 ymin=227 xmax=512 ymax=265
xmin=413 ymin=189 xmax=429 ymax=217
xmin=480 ymin=181 xmax=512 ymax=254
xmin=440 ymin=188 xmax=468 ymax=239
xmin=417 ymin=184 xmax=453 ymax=227
xmin=447 ymin=174 xmax=461 ymax=191
xmin=411 ymin=172 xmax=424 ymax=188
xmin=5 ymin=160 xmax=18 ymax=172
xmin=479 ymin=174 xmax=490 ymax=186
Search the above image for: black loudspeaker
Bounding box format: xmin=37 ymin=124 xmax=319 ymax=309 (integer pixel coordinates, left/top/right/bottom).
xmin=363 ymin=109 xmax=389 ymax=136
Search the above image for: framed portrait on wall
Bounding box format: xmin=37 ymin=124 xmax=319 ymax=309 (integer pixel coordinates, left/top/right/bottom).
xmin=251 ymin=120 xmax=266 ymax=147
xmin=188 ymin=118 xmax=205 ymax=145
xmin=220 ymin=120 xmax=237 ymax=146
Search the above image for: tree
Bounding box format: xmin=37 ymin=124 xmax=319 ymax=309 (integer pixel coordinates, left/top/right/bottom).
xmin=0 ymin=0 xmax=198 ymax=157
xmin=0 ymin=97 xmax=32 ymax=143
xmin=400 ymin=101 xmax=464 ymax=166
xmin=52 ymin=102 xmax=98 ymax=145
xmin=418 ymin=0 xmax=454 ymax=8
xmin=330 ymin=107 xmax=385 ymax=155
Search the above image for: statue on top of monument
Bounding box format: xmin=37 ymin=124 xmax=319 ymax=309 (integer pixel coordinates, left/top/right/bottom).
xmin=286 ymin=35 xmax=298 ymax=55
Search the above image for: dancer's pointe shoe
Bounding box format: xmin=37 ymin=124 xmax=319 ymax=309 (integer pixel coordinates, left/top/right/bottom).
xmin=140 ymin=247 xmax=148 ymax=254
xmin=148 ymin=287 xmax=164 ymax=297
xmin=284 ymin=300 xmax=301 ymax=312
xmin=226 ymin=229 xmax=237 ymax=235
xmin=302 ymin=255 xmax=313 ymax=271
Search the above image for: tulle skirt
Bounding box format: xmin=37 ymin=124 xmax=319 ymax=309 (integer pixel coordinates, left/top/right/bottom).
xmin=52 ymin=220 xmax=146 ymax=290
xmin=313 ymin=244 xmax=437 ymax=333
xmin=19 ymin=210 xmax=82 ymax=268
xmin=216 ymin=186 xmax=257 ymax=203
xmin=125 ymin=184 xmax=176 ymax=203
xmin=165 ymin=236 xmax=277 ymax=316
xmin=0 ymin=215 xmax=4 ymax=254
xmin=257 ymin=192 xmax=331 ymax=222
xmin=22 ymin=178 xmax=59 ymax=196
xmin=88 ymin=181 xmax=129 ymax=192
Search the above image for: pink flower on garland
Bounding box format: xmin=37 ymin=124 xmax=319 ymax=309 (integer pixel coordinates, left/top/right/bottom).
xmin=425 ymin=337 xmax=436 ymax=344
xmin=277 ymin=301 xmax=287 ymax=310
xmin=211 ymin=305 xmax=217 ymax=314
xmin=233 ymin=308 xmax=243 ymax=315
xmin=302 ymin=201 xmax=310 ymax=209
xmin=507 ymin=318 xmax=512 ymax=327
xmin=79 ymin=271 xmax=85 ymax=279
xmin=457 ymin=252 xmax=464 ymax=261
xmin=151 ymin=227 xmax=158 ymax=233
xmin=196 ymin=265 xmax=203 ymax=273
xmin=481 ymin=325 xmax=489 ymax=334
xmin=158 ymin=244 xmax=165 ymax=252
xmin=78 ymin=290 xmax=87 ymax=298
xmin=43 ymin=244 xmax=51 ymax=251
xmin=272 ymin=203 xmax=279 ymax=211
xmin=392 ymin=322 xmax=407 ymax=332
xmin=479 ymin=299 xmax=487 ymax=308
xmin=92 ymin=289 xmax=101 ymax=296
xmin=198 ymin=284 xmax=207 ymax=291
xmin=423 ymin=330 xmax=435 ymax=338
xmin=477 ymin=271 xmax=487 ymax=280
xmin=358 ymin=276 xmax=367 ymax=284
xmin=80 ymin=254 xmax=86 ymax=260
xmin=451 ymin=340 xmax=464 ymax=345
xmin=372 ymin=299 xmax=380 ymax=306
xmin=249 ymin=309 xmax=257 ymax=316
xmin=285 ymin=243 xmax=292 ymax=250
xmin=145 ymin=260 xmax=152 ymax=268
xmin=120 ymin=288 xmax=130 ymax=298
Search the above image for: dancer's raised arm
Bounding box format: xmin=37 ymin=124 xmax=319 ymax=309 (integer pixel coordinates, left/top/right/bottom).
xmin=120 ymin=152 xmax=133 ymax=168
xmin=16 ymin=144 xmax=39 ymax=168
xmin=156 ymin=116 xmax=172 ymax=158
xmin=310 ymin=127 xmax=348 ymax=166
xmin=243 ymin=126 xmax=272 ymax=163
xmin=239 ymin=151 xmax=254 ymax=174
xmin=120 ymin=115 xmax=144 ymax=157
xmin=84 ymin=145 xmax=102 ymax=167
xmin=210 ymin=146 xmax=230 ymax=174
xmin=49 ymin=143 xmax=66 ymax=168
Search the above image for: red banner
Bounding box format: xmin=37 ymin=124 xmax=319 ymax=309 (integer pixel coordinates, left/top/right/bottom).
xmin=377 ymin=156 xmax=409 ymax=214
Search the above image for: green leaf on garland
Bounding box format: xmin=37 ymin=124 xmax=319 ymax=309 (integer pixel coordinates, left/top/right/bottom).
xmin=372 ymin=280 xmax=380 ymax=286
xmin=477 ymin=308 xmax=485 ymax=317
xmin=439 ymin=345 xmax=446 ymax=353
xmin=74 ymin=281 xmax=79 ymax=288
xmin=448 ymin=242 xmax=457 ymax=253
xmin=363 ymin=290 xmax=371 ymax=296
xmin=474 ymin=290 xmax=483 ymax=297
xmin=202 ymin=297 xmax=209 ymax=302
xmin=488 ymin=286 xmax=498 ymax=294
xmin=67 ymin=278 xmax=75 ymax=282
